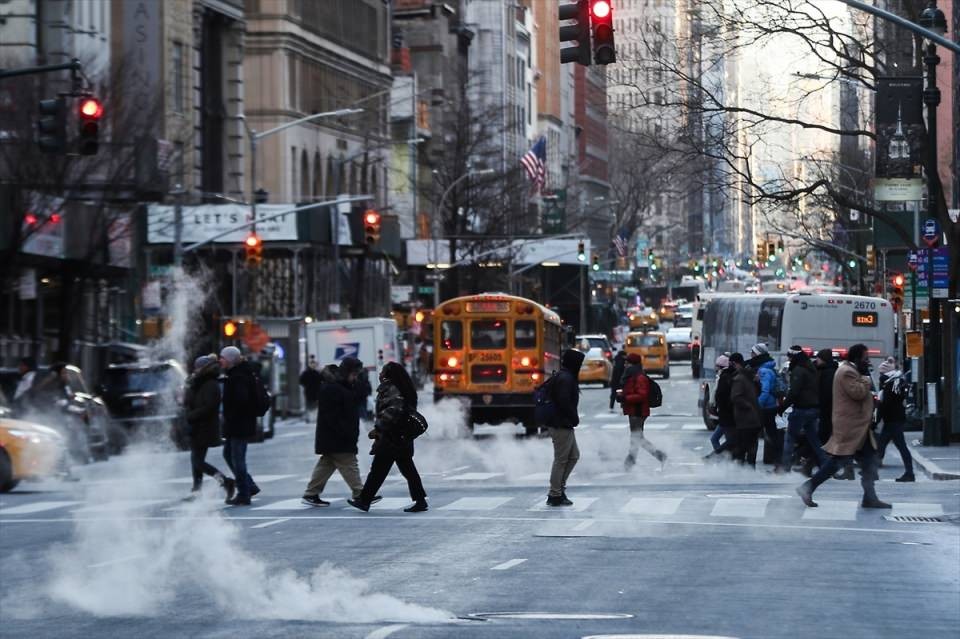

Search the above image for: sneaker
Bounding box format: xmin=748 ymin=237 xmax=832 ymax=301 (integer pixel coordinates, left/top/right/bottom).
xmin=795 ymin=483 xmax=818 ymax=508
xmin=226 ymin=495 xmax=251 ymax=506
xmin=546 ymin=495 xmax=569 ymax=507
xmin=301 ymin=495 xmax=330 ymax=507
xmin=404 ymin=500 xmax=428 ymax=513
xmin=370 ymin=495 xmax=383 ymax=504
xmin=861 ymin=498 xmax=892 ymax=509
xmin=346 ymin=498 xmax=370 ymax=512
xmin=895 ymin=473 xmax=916 ymax=483
xmin=250 ymin=485 xmax=261 ymax=497
xmin=222 ymin=477 xmax=237 ymax=502
xmin=559 ymin=492 xmax=574 ymax=506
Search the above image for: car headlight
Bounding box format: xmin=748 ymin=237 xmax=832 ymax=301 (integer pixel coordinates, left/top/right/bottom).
xmin=5 ymin=429 xmax=44 ymax=444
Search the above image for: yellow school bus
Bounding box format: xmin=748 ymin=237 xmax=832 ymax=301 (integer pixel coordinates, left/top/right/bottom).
xmin=433 ymin=293 xmax=563 ymax=432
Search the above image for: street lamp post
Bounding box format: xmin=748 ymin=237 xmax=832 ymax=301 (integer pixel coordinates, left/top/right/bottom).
xmin=917 ymin=0 xmax=948 ymax=445
xmin=432 ymin=169 xmax=495 ymax=307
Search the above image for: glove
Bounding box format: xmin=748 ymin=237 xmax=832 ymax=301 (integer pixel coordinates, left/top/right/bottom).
xmin=368 ymin=429 xmax=378 ymax=439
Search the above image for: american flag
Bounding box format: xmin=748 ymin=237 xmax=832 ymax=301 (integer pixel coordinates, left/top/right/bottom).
xmin=612 ymin=227 xmax=629 ymax=257
xmin=520 ymin=136 xmax=546 ymax=192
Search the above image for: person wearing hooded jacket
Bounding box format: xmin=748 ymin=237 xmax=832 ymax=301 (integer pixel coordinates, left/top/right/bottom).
xmin=349 ymin=362 xmax=427 ymax=513
xmin=779 ymin=345 xmax=826 ymax=473
xmin=705 ymin=355 xmax=734 ymax=458
xmin=545 ymin=349 xmax=585 ymax=507
xmin=749 ymin=343 xmax=781 ymax=465
xmin=301 ymin=358 xmax=375 ymax=506
xmin=220 ymin=346 xmax=261 ymax=505
xmin=728 ymin=353 xmax=761 ymax=466
xmin=608 ymin=349 xmax=627 ymax=412
xmin=621 ymin=352 xmax=667 ymax=469
xmin=876 ymin=358 xmax=914 ymax=482
xmin=183 ymin=354 xmax=235 ymax=500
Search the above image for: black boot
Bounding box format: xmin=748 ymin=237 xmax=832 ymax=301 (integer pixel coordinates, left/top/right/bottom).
xmin=221 ymin=477 xmax=237 ymax=501
xmin=895 ymin=472 xmax=915 ymax=482
xmin=404 ymin=500 xmax=428 ymax=513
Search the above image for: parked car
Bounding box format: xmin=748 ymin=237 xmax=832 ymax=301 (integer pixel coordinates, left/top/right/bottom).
xmin=99 ymin=360 xmax=188 ymax=451
xmin=0 ymin=364 xmax=110 ymax=462
xmin=665 ymin=327 xmax=693 ymax=361
xmin=575 ymin=334 xmax=614 ymax=387
xmin=624 ymin=331 xmax=670 ymax=378
xmin=0 ymin=392 xmax=67 ymax=492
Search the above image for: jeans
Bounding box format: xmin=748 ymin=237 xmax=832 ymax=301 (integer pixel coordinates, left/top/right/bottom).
xmin=877 ymin=420 xmax=913 ymax=474
xmin=808 ymin=437 xmax=880 ymax=502
xmin=190 ymin=444 xmax=224 ymax=490
xmin=548 ymin=427 xmax=580 ymax=497
xmin=358 ymin=447 xmax=426 ymax=503
xmin=222 ymin=438 xmax=256 ymax=498
xmin=782 ymin=407 xmax=827 ymax=469
xmin=304 ymin=453 xmax=364 ymax=498
xmin=710 ymin=423 xmax=730 ymax=452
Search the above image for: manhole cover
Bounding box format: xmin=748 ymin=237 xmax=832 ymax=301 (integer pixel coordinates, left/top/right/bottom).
xmin=884 ymin=515 xmax=945 ymax=523
xmin=470 ymin=612 xmax=634 ymax=620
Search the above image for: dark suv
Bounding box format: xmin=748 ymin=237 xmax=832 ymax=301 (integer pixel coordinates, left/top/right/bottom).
xmin=99 ymin=360 xmax=188 ymax=450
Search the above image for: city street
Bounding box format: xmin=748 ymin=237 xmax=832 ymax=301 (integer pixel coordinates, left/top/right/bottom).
xmin=2 ymin=365 xmax=958 ymax=639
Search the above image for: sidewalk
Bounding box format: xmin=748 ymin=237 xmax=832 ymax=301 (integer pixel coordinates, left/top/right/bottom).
xmin=907 ymin=438 xmax=960 ymax=480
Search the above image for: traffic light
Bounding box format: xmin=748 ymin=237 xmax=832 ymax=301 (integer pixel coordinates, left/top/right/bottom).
xmin=866 ymin=244 xmax=876 ymax=271
xmin=890 ymin=273 xmax=904 ymax=312
xmin=577 ymin=240 xmax=586 ymax=261
xmin=776 ymin=239 xmax=784 ymax=253
xmin=363 ymin=209 xmax=381 ymax=245
xmin=77 ymin=97 xmax=103 ymax=155
xmin=36 ymin=97 xmax=67 ymax=153
xmin=590 ymin=0 xmax=616 ymax=65
xmin=244 ymin=232 xmax=263 ymax=267
xmin=223 ymin=320 xmax=239 ymax=338
xmin=592 ymin=254 xmax=600 ymax=271
xmin=559 ymin=0 xmax=591 ymax=66
xmin=757 ymin=242 xmax=767 ymax=264
xmin=767 ymin=242 xmax=776 ymax=262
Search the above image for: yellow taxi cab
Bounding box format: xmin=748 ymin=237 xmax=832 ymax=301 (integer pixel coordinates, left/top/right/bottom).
xmin=658 ymin=301 xmax=678 ymax=322
xmin=0 ymin=402 xmax=66 ymax=492
xmin=624 ymin=331 xmax=670 ymax=379
xmin=575 ymin=335 xmax=613 ymax=387
xmin=627 ymin=307 xmax=660 ymax=331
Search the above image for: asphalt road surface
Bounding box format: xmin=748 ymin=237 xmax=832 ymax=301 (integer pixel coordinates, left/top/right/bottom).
xmin=2 ymin=363 xmax=958 ymax=639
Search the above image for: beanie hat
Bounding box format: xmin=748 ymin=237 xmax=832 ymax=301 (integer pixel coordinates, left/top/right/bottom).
xmin=626 ymin=353 xmax=642 ymax=365
xmin=728 ymin=352 xmax=745 ymax=365
xmin=194 ymin=354 xmax=217 ymax=371
xmin=878 ymin=357 xmax=897 ymax=375
xmin=750 ymin=343 xmax=769 ymax=357
xmin=339 ymin=357 xmax=364 ymax=376
xmin=220 ymin=346 xmax=242 ymax=366
xmin=715 ymin=354 xmax=729 ymax=369
xmin=815 ymin=348 xmax=834 ymax=363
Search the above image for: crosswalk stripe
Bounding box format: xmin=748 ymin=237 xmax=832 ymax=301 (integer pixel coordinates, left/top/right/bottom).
xmin=529 ymin=497 xmax=598 ymax=512
xmin=891 ymin=503 xmax=944 ymax=517
xmin=440 ymin=497 xmax=512 ymax=511
xmin=250 ymin=518 xmax=290 ymax=529
xmin=252 ymin=497 xmax=343 ymax=511
xmin=73 ymin=499 xmax=169 ymax=513
xmin=644 ymin=423 xmax=670 ymax=430
xmin=0 ymin=500 xmax=80 ymax=515
xmin=491 ymin=558 xmax=527 ymax=570
xmin=801 ymin=500 xmax=859 ymax=521
xmin=710 ymin=498 xmax=770 ymax=518
xmin=619 ymin=496 xmax=684 ymax=516
xmin=344 ymin=497 xmax=411 ymax=510
xmin=601 ymin=423 xmax=628 ymax=430
xmin=517 ymin=472 xmax=551 ymax=482
xmin=594 ymin=413 xmax=620 ymax=420
xmin=444 ymin=472 xmax=503 ymax=481
xmin=682 ymin=423 xmax=705 ymax=430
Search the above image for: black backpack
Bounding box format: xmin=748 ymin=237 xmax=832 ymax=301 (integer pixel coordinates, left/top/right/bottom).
xmin=533 ymin=373 xmax=559 ymax=425
xmin=644 ymin=373 xmax=663 ymax=409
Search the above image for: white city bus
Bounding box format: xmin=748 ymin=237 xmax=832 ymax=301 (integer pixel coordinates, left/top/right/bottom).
xmin=695 ymin=292 xmax=896 ymax=428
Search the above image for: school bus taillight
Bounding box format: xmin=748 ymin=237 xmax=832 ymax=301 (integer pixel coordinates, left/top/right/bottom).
xmin=447 ymin=356 xmax=459 ymax=368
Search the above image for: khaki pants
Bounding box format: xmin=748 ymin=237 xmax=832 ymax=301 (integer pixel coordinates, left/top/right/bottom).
xmin=304 ymin=453 xmax=363 ymax=498
xmin=548 ymin=427 xmax=580 ymax=497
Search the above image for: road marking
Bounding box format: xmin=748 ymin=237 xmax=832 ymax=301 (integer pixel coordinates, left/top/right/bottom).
xmin=682 ymin=423 xmax=705 ymax=430
xmin=444 ymin=472 xmax=503 ymax=481
xmin=88 ymin=554 xmax=147 ymax=569
xmin=470 ymin=612 xmax=633 ymax=620
xmin=517 ymin=472 xmax=551 ymax=482
xmin=276 ymin=432 xmax=303 ymax=439
xmin=73 ymin=499 xmax=169 ymax=513
xmin=440 ymin=497 xmax=512 ymax=511
xmin=530 ymin=497 xmax=598 ymax=512
xmin=891 ymin=503 xmax=945 ymax=517
xmin=711 ymin=498 xmax=770 ymax=518
xmin=0 ymin=501 xmax=80 ymax=515
xmin=572 ymin=520 xmax=595 ymax=531
xmin=491 ymin=558 xmax=527 ymax=571
xmin=594 ymin=412 xmax=621 ymax=420
xmin=620 ymin=497 xmax=684 ymax=516
xmin=594 ymin=472 xmax=629 ymax=480
xmin=364 ymin=624 xmax=408 ymax=639
xmin=252 ymin=497 xmax=343 ymax=511
xmin=801 ymin=499 xmax=859 ymax=521
xmin=250 ymin=518 xmax=290 ymax=529
xmin=342 ymin=497 xmax=411 ymax=510
xmin=441 ymin=465 xmax=471 ymax=474
xmin=601 ymin=423 xmax=628 ymax=430
xmin=644 ymin=422 xmax=670 ymax=430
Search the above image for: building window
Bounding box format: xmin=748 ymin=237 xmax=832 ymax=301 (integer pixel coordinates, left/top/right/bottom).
xmin=172 ymin=42 xmax=184 ymax=113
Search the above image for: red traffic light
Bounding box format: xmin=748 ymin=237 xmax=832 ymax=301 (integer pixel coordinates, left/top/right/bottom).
xmin=364 ymin=210 xmax=380 ymax=226
xmin=892 ymin=273 xmax=905 ymax=287
xmin=79 ymin=97 xmax=103 ymax=119
xmin=591 ymin=0 xmax=611 ymax=18
xmin=245 ymin=233 xmax=261 ymax=248
xmin=24 ymin=213 xmax=38 ymax=226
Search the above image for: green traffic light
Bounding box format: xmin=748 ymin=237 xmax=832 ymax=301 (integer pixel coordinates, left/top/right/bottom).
xmin=848 ymin=259 xmax=856 ymax=268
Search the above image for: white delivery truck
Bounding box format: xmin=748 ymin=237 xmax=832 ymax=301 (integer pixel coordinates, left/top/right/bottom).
xmin=304 ymin=318 xmax=399 ymax=371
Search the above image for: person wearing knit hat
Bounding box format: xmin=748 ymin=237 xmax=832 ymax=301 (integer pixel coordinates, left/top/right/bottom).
xmin=714 ymin=354 xmax=729 ymax=370
xmin=220 ymin=346 xmax=261 ymax=505
xmin=750 ymin=343 xmax=769 ymax=358
xmin=220 ymin=346 xmax=242 ymax=368
xmin=620 ymin=351 xmax=667 ymax=471
xmin=183 ymin=354 xmax=235 ymax=501
xmin=749 ymin=342 xmax=780 ymax=466
xmin=706 ymin=354 xmax=735 ymax=457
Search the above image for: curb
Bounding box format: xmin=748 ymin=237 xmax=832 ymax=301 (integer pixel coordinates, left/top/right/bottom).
xmin=909 ymin=442 xmax=960 ymax=480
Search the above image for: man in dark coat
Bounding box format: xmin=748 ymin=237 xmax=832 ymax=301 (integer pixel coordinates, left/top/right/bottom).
xmin=546 ymin=349 xmax=585 ymax=507
xmin=705 ymin=354 xmax=735 ymax=459
xmin=728 ymin=353 xmax=761 ymax=467
xmin=299 ymin=356 xmax=323 ymax=424
xmin=184 ymin=354 xmax=235 ymax=500
xmin=301 ymin=358 xmax=370 ymax=507
xmin=220 ymin=346 xmax=260 ymax=505
xmin=779 ymin=345 xmax=826 ymax=472
xmin=608 ymin=349 xmax=627 ymax=412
